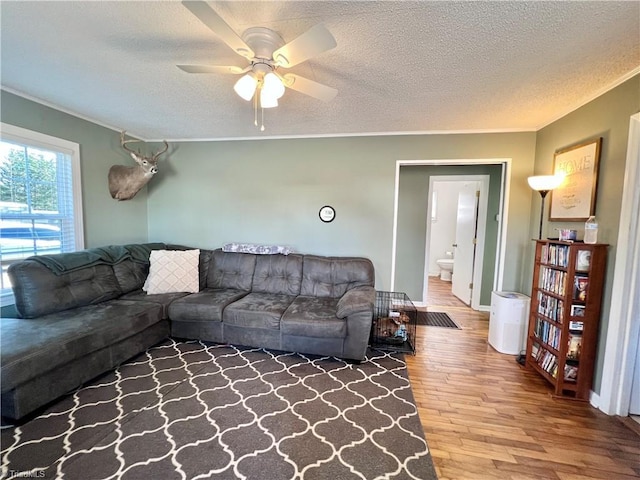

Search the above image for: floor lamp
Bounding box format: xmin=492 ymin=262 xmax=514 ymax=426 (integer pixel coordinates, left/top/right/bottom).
xmin=528 ymin=175 xmax=564 ymax=239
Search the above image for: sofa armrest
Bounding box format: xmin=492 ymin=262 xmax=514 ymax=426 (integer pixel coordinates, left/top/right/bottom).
xmin=336 ymin=286 xmax=375 ymax=319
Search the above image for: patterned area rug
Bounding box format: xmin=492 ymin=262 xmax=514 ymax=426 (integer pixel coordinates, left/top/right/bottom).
xmin=417 ymin=311 xmax=460 ymax=329
xmin=1 ymin=340 xmax=437 ymax=480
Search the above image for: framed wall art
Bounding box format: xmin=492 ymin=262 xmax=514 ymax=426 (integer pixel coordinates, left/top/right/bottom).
xmin=549 ymin=137 xmax=602 ymax=221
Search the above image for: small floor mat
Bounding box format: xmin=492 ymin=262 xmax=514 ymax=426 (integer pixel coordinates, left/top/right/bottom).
xmin=417 ymin=311 xmax=460 ymax=328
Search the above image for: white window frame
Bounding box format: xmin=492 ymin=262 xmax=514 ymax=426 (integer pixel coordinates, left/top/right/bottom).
xmin=0 ymin=123 xmax=84 ymax=306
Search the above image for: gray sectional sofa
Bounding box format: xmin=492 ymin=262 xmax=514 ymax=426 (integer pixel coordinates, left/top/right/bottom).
xmin=1 ymin=244 xmax=375 ymax=423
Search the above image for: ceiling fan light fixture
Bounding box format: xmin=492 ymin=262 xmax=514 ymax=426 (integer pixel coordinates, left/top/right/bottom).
xmin=233 ymin=72 xmax=258 ymax=101
xmin=263 ymin=72 xmax=285 ymax=99
xmin=179 ymin=3 xmax=339 ymax=131
xmin=260 ymin=87 xmax=279 ymax=108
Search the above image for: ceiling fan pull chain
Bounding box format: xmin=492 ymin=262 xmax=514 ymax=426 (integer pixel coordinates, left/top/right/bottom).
xmin=253 ymin=92 xmax=258 ymax=127
xmin=261 ymin=108 xmax=265 ymax=131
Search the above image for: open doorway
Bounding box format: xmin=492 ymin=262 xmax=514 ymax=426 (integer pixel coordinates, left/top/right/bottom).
xmin=425 ymin=175 xmax=489 ymax=308
xmin=391 ymin=159 xmax=509 ymax=311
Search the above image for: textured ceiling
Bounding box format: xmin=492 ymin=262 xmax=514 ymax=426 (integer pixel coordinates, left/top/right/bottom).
xmin=1 ymin=1 xmax=639 ymax=141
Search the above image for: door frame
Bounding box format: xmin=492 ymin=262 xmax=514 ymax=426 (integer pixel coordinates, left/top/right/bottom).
xmin=425 ymin=175 xmax=489 ymax=309
xmin=598 ymin=113 xmax=640 ymax=415
xmin=390 ymin=158 xmax=511 ymax=310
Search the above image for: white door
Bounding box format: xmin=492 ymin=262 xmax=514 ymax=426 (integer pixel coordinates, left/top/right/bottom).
xmin=452 ymin=182 xmax=480 ymax=304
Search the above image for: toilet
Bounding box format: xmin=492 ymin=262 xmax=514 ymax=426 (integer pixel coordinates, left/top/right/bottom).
xmin=436 ymin=252 xmax=454 ymax=281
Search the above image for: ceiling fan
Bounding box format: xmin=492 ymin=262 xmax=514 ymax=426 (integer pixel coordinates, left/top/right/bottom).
xmin=178 ymin=0 xmax=338 ymax=119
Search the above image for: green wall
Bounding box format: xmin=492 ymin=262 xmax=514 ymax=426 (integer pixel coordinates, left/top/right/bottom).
xmin=0 ymin=91 xmax=538 ymax=297
xmin=395 ymin=164 xmax=503 ymax=304
xmin=0 ymin=91 xmax=149 ymax=247
xmin=146 ymin=133 xmax=536 ymax=295
xmin=0 ymin=76 xmax=640 ymax=398
xmin=2 ymin=74 xmax=637 ymax=396
xmin=528 ymin=75 xmax=640 ymax=394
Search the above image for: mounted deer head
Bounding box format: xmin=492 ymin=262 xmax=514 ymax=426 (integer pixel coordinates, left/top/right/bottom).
xmin=108 ymin=131 xmax=169 ymax=201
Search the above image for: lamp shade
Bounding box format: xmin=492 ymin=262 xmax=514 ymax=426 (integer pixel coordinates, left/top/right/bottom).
xmin=260 ymin=87 xmax=279 ymax=108
xmin=262 ymin=72 xmax=285 ymax=99
xmin=527 ymin=174 xmax=564 ymax=192
xmin=233 ymin=73 xmax=258 ymax=101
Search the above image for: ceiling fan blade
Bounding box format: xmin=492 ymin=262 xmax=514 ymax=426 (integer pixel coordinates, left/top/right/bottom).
xmin=182 ymin=1 xmax=254 ymax=60
xmin=273 ymin=24 xmax=337 ymax=68
xmin=177 ymin=65 xmax=248 ymax=74
xmin=281 ymin=73 xmax=337 ymax=102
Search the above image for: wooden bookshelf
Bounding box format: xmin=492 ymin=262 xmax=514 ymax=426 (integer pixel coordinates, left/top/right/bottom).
xmin=525 ymin=240 xmax=608 ymax=400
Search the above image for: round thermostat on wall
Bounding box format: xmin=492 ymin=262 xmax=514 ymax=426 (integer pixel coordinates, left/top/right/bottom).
xmin=319 ymin=205 xmax=335 ymax=223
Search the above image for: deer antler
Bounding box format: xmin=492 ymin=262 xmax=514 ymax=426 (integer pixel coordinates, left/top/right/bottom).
xmin=152 ymin=140 xmax=169 ymax=161
xmin=120 ymin=130 xmax=142 ymax=156
xmin=120 ymin=130 xmax=168 ymax=160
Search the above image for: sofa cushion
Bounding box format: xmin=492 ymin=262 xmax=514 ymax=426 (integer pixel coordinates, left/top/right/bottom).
xmin=281 ymin=296 xmax=346 ymax=338
xmin=207 ymin=250 xmax=256 ymax=291
xmin=197 ymin=249 xmax=214 ymax=291
xmin=252 ymin=254 xmax=303 ymax=295
xmin=119 ymin=290 xmax=190 ymax=318
xmin=143 ymin=249 xmax=200 ymax=294
xmin=8 ymin=261 xmax=122 ymax=319
xmin=300 ymin=256 xmax=375 ymax=298
xmin=169 ymin=288 xmax=248 ymax=323
xmin=0 ymin=300 xmax=163 ymax=392
xmin=113 ymin=260 xmax=149 ymax=294
xmin=223 ymin=292 xmax=295 ymax=330
xmin=110 ymin=242 xmax=170 ymax=293
xmin=113 ymin=245 xmax=212 ymax=294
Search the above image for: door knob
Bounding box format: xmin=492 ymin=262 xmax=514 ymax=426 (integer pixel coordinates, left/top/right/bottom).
xmin=452 ymin=244 xmax=458 ymax=247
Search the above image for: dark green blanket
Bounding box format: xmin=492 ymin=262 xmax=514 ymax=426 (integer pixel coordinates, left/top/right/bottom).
xmin=29 ymin=243 xmax=166 ymax=275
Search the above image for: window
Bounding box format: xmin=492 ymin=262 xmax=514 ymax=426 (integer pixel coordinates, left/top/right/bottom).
xmin=0 ymin=123 xmax=84 ymax=304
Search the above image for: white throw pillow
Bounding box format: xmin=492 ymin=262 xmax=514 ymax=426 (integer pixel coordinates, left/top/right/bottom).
xmin=143 ymin=249 xmax=200 ymax=294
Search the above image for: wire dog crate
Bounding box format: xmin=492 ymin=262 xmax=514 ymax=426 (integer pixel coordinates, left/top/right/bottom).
xmin=370 ymin=291 xmax=417 ymax=354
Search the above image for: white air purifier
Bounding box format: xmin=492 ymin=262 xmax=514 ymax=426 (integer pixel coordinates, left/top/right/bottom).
xmin=488 ymin=291 xmax=531 ymax=355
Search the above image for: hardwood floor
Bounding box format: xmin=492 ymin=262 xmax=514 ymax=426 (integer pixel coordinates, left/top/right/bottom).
xmin=406 ymin=277 xmax=640 ymax=480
